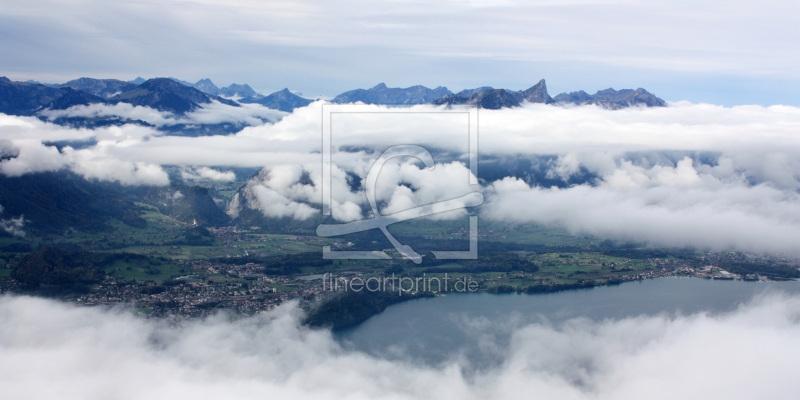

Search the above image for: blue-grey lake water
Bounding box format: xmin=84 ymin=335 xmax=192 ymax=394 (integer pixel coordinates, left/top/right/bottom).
xmin=336 ymin=277 xmax=800 ymax=367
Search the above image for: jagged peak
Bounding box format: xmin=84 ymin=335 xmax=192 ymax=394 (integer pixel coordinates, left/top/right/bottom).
xmin=273 ymin=88 xmax=295 ymax=96
xmin=525 ymin=79 xmax=547 ymax=91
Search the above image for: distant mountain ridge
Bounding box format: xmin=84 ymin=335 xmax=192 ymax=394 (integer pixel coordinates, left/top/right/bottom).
xmin=219 ymin=83 xmax=261 ymax=99
xmin=166 ymin=77 xmax=253 ymax=98
xmin=239 ymin=88 xmax=311 ymax=112
xmin=553 ymin=88 xmax=666 ymax=109
xmin=165 ymin=78 xmax=311 ymax=111
xmin=433 ymin=79 xmax=554 ymax=109
xmin=0 ymin=77 xmax=104 ymax=116
xmin=455 ymin=86 xmax=494 ymax=97
xmin=332 ymin=79 xmax=665 ymax=110
xmin=57 ymin=78 xmax=138 ymax=99
xmin=332 ymin=83 xmax=452 ymax=105
xmin=109 ymin=78 xmax=239 ymax=114
xmin=433 ymin=88 xmax=521 ymax=109
xmin=520 ymin=80 xmax=555 ymax=104
xmin=0 ymin=77 xmax=244 ymax=116
xmin=0 ymin=75 xmax=667 ymax=127
xmin=193 ymin=78 xmax=221 ymax=96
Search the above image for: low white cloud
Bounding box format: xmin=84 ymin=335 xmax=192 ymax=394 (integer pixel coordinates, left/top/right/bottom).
xmin=39 ymin=102 xmax=179 ymax=126
xmin=5 ymin=102 xmax=800 ymax=183
xmin=229 ymin=158 xmax=479 ymax=222
xmin=546 ymin=152 xmax=580 ymax=181
xmin=61 ymin=146 xmax=169 ymax=186
xmin=0 ymin=139 xmax=66 ymax=176
xmin=39 ymin=101 xmax=285 ymax=128
xmin=0 ymin=205 xmax=26 ymax=237
xmin=251 ymin=185 xmax=318 ymax=220
xmin=375 ymin=160 xmax=476 ymax=220
xmin=0 ymin=293 xmax=798 ymax=400
xmin=0 ymin=113 xmax=158 ymax=143
xmin=181 ymin=166 xmax=236 ymax=182
xmin=601 ymin=157 xmax=702 ymax=189
xmin=181 ymin=101 xmax=285 ymax=126
xmin=0 ymin=134 xmax=169 ymax=186
xmin=331 ymin=199 xmax=363 ymax=223
xmin=484 ymin=178 xmax=800 ymax=255
xmin=230 ymin=164 xmax=362 ymax=222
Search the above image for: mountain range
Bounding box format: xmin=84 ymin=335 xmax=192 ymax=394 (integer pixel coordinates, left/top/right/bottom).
xmin=332 ymin=83 xmax=452 ymax=105
xmin=324 ymin=79 xmax=664 ymax=110
xmin=239 ymin=88 xmax=312 ymax=112
xmin=0 ymin=77 xmax=105 ymax=116
xmin=553 ymin=88 xmax=666 ymax=109
xmin=1 ymin=75 xmax=667 ymax=135
xmin=431 ymin=79 xmax=553 ymax=108
xmin=158 ymin=77 xmax=312 ymax=113
xmin=110 ymin=78 xmax=239 ymax=113
xmin=57 ymin=78 xmax=138 ymax=99
xmin=1 ymin=77 xmax=241 ymax=116
xmin=167 ymin=78 xmax=262 ymax=99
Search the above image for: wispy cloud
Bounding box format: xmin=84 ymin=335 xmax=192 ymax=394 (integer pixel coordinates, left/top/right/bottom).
xmin=39 ymin=101 xmax=285 ymax=127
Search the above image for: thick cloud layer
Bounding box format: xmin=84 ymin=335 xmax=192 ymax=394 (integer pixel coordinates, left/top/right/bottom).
xmin=485 ymin=178 xmax=800 ymax=254
xmin=40 ymin=101 xmax=285 ymax=127
xmin=0 ymin=294 xmax=799 ymax=400
xmin=2 ymin=101 xmax=799 ymax=253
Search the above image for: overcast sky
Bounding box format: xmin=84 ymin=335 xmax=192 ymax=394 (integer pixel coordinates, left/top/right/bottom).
xmin=1 ymin=0 xmax=798 ymax=105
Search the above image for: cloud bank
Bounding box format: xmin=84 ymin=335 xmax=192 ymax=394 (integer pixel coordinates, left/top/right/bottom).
xmin=40 ymin=100 xmax=285 ymax=127
xmin=2 ymin=101 xmax=800 ymax=253
xmin=485 ymin=178 xmax=800 ymax=254
xmin=0 ymin=294 xmax=799 ymax=400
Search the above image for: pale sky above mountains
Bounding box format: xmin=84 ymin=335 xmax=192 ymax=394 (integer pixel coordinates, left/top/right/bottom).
xmin=1 ymin=0 xmax=798 ymax=106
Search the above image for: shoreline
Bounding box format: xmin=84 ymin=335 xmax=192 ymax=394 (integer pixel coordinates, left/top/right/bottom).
xmin=305 ymin=273 xmax=798 ymax=330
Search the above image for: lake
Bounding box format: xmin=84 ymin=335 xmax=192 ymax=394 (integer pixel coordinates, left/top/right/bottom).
xmin=336 ymin=277 xmax=800 ymax=368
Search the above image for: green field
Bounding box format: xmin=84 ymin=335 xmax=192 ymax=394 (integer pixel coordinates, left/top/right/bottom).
xmin=386 ymin=218 xmax=597 ymax=248
xmin=103 ymin=258 xmax=189 ymax=283
xmin=9 ymin=200 xmax=787 ymax=291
